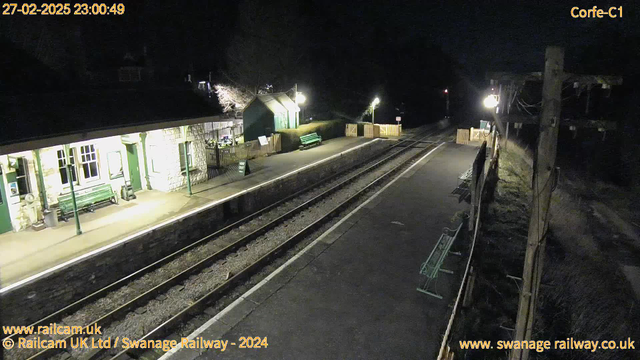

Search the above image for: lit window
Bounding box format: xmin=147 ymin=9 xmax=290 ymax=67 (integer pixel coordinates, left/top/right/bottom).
xmin=15 ymin=157 xmax=31 ymax=195
xmin=80 ymin=144 xmax=100 ymax=180
xmin=179 ymin=142 xmax=193 ymax=172
xmin=57 ymin=149 xmax=78 ymax=185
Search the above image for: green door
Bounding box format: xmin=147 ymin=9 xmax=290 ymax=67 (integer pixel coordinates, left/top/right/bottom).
xmin=0 ymin=170 xmax=13 ymax=234
xmin=126 ymin=144 xmax=142 ymax=191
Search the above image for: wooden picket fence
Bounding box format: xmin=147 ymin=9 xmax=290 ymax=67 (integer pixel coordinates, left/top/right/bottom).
xmin=378 ymin=124 xmax=402 ymax=137
xmin=456 ymin=129 xmax=470 ymax=144
xmin=363 ymin=124 xmax=401 ymax=138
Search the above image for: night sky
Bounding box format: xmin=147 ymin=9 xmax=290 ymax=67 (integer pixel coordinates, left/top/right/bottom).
xmin=2 ymin=0 xmax=640 ymax=125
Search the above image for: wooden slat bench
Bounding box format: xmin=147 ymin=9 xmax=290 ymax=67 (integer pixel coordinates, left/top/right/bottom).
xmin=451 ymin=167 xmax=473 ymax=202
xmin=417 ymin=222 xmax=463 ymax=299
xmin=299 ymin=132 xmax=322 ymax=150
xmin=58 ymin=183 xmax=119 ymax=221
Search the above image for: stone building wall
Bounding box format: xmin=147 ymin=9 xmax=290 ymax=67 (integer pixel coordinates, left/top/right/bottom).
xmin=1 ymin=123 xmax=208 ymax=232
xmin=146 ymin=124 xmax=207 ymax=192
xmin=0 ymin=151 xmax=42 ymax=231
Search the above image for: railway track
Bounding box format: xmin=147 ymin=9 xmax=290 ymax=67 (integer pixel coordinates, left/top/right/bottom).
xmin=4 ymin=127 xmax=450 ymax=360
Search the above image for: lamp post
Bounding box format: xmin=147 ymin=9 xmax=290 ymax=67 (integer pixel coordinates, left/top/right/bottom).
xmin=371 ymin=97 xmax=380 ymax=124
xmin=483 ymin=94 xmax=499 ymax=109
xmin=444 ymin=88 xmax=450 ymax=116
xmin=295 ymin=91 xmax=306 ymax=127
xmin=64 ymin=144 xmax=82 ymax=235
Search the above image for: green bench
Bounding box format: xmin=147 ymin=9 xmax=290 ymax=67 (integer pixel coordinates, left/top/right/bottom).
xmin=452 ymin=167 xmax=473 ymax=201
xmin=58 ymin=183 xmax=119 ymax=221
xmin=299 ymin=132 xmax=322 ymax=150
xmin=417 ymin=222 xmax=463 ymax=299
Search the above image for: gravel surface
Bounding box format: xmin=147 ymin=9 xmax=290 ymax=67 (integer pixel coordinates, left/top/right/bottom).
xmin=5 ymin=130 xmax=441 ymax=360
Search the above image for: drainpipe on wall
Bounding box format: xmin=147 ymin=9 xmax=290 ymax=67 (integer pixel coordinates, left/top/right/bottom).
xmin=34 ymin=149 xmax=48 ymax=210
xmin=184 ymin=141 xmax=192 ymax=196
xmin=64 ymin=144 xmax=82 ymax=235
xmin=181 ymin=125 xmax=192 ymax=196
xmin=139 ymin=132 xmax=152 ymax=190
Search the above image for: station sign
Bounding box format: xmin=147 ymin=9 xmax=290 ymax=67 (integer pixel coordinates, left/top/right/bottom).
xmin=238 ymin=160 xmax=251 ymax=176
xmin=395 ymin=116 xmax=401 ymax=122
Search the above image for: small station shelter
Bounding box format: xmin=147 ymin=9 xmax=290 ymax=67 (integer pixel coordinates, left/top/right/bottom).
xmin=242 ymin=93 xmax=300 ymax=141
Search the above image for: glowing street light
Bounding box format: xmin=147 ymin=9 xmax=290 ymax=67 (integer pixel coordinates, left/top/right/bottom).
xmin=295 ymin=92 xmax=306 ymax=104
xmin=444 ymin=89 xmax=450 ymax=116
xmin=483 ymin=94 xmax=499 ymax=109
xmin=371 ymin=97 xmax=380 ymax=124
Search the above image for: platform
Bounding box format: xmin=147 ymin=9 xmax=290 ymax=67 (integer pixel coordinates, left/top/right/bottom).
xmin=166 ymin=142 xmax=478 ymax=360
xmin=0 ymin=136 xmax=378 ymax=289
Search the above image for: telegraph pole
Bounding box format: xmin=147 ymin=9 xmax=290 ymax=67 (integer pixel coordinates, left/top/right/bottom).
xmin=510 ymin=46 xmax=564 ymax=360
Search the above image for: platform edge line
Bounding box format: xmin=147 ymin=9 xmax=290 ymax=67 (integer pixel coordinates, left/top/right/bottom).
xmin=159 ymin=141 xmax=446 ymax=360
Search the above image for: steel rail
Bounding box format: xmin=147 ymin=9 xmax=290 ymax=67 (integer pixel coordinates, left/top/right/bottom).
xmin=2 ymin=127 xmax=431 ymax=346
xmin=22 ymin=129 xmax=440 ymax=360
xmin=111 ymin=136 xmax=445 ymax=360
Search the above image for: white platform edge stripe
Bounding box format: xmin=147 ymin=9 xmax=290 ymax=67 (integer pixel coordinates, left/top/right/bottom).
xmin=159 ymin=141 xmax=446 ymax=359
xmin=0 ymin=139 xmax=380 ymax=294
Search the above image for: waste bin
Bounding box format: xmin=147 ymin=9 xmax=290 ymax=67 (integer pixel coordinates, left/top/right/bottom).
xmin=43 ymin=208 xmax=58 ymax=228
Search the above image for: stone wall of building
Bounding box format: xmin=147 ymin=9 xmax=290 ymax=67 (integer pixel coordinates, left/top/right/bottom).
xmin=38 ymin=136 xmax=130 ymax=210
xmin=146 ymin=124 xmax=207 ymax=192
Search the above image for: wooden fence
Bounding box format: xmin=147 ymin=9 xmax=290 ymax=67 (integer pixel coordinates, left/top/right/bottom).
xmin=470 ymin=127 xmax=492 ymax=142
xmin=363 ymin=124 xmax=401 ymax=138
xmin=364 ymin=124 xmax=380 ymax=138
xmin=345 ymin=124 xmax=358 ymax=137
xmin=456 ymin=129 xmax=470 ymax=144
xmin=378 ymin=124 xmax=402 ymax=137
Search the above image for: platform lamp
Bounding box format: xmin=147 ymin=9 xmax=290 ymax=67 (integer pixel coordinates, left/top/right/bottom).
xmin=296 ymin=92 xmax=306 ymax=126
xmin=371 ymin=97 xmax=380 ymax=125
xmin=181 ymin=125 xmax=192 ymax=196
xmin=444 ymin=88 xmax=450 ymax=116
xmin=64 ymin=144 xmax=82 ymax=235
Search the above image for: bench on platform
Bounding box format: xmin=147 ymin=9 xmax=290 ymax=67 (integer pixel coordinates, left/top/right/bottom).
xmin=58 ymin=183 xmax=118 ymax=221
xmin=299 ymin=132 xmax=322 ymax=150
xmin=458 ymin=167 xmax=473 ymax=185
xmin=417 ymin=222 xmax=463 ymax=299
xmin=451 ymin=167 xmax=473 ymax=202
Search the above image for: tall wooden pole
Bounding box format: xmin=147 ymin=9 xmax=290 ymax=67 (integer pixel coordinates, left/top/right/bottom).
xmin=510 ymin=46 xmax=564 ymax=360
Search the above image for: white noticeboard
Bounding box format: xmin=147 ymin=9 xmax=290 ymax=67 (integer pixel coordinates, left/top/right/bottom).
xmin=396 ymin=116 xmax=401 ymax=122
xmin=258 ymin=136 xmax=269 ymax=146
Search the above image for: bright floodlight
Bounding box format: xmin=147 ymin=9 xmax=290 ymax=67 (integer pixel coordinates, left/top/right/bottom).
xmin=483 ymin=95 xmax=499 ymax=108
xmin=372 ymin=97 xmax=380 ymax=107
xmin=296 ymin=93 xmax=306 ymax=104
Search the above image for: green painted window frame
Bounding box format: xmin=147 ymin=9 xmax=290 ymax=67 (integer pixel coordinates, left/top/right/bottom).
xmin=57 ymin=148 xmax=78 ymax=186
xmin=80 ymin=144 xmax=100 ymax=181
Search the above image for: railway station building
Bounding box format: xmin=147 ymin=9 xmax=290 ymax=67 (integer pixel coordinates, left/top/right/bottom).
xmin=0 ymin=88 xmax=221 ymax=234
xmin=242 ymin=93 xmax=300 ymax=141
